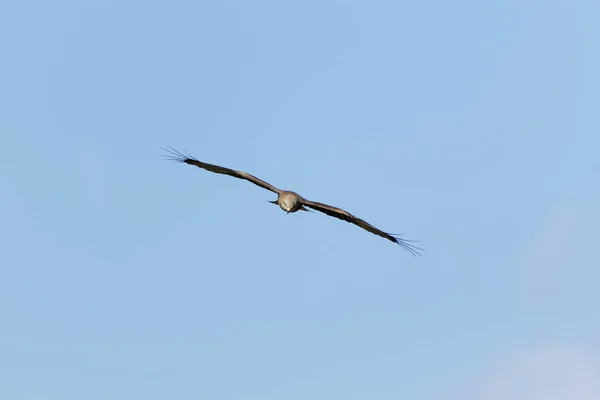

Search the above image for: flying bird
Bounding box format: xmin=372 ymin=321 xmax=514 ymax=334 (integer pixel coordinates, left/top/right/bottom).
xmin=162 ymin=146 xmax=423 ymax=256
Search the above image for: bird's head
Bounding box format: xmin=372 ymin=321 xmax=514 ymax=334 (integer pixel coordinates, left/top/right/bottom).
xmin=268 ymin=199 xmax=289 ymax=214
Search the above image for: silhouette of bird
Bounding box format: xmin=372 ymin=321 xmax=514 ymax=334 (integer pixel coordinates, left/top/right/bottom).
xmin=162 ymin=146 xmax=423 ymax=256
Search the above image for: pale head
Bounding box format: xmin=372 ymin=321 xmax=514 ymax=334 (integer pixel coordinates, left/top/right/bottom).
xmin=269 ymin=190 xmax=302 ymax=214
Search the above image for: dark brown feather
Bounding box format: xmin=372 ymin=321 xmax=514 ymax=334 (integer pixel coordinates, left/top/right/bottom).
xmin=162 ymin=146 xmax=281 ymax=195
xmin=301 ymin=199 xmax=423 ymax=256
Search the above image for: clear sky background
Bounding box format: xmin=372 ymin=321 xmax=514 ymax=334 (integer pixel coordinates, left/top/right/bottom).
xmin=1 ymin=1 xmax=599 ymax=399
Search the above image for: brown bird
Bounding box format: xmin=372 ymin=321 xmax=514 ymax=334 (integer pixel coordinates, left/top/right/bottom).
xmin=162 ymin=146 xmax=423 ymax=256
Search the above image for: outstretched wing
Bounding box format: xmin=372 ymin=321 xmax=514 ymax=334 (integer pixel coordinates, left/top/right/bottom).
xmin=301 ymin=198 xmax=423 ymax=256
xmin=162 ymin=146 xmax=282 ymax=195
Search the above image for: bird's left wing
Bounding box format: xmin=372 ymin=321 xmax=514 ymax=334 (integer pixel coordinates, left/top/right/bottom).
xmin=162 ymin=146 xmax=282 ymax=194
xmin=301 ymin=198 xmax=423 ymax=256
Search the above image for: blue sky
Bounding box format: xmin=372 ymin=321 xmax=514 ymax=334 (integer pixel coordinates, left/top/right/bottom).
xmin=1 ymin=0 xmax=599 ymax=399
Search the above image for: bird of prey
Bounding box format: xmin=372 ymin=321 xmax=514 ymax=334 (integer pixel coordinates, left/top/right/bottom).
xmin=162 ymin=146 xmax=423 ymax=256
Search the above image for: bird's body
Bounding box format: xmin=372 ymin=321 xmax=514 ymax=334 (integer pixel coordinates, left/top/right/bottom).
xmin=271 ymin=191 xmax=309 ymax=213
xmin=162 ymin=146 xmax=423 ymax=256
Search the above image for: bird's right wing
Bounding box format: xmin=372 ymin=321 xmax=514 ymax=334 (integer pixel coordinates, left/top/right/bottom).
xmin=162 ymin=146 xmax=282 ymax=195
xmin=301 ymin=198 xmax=423 ymax=256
